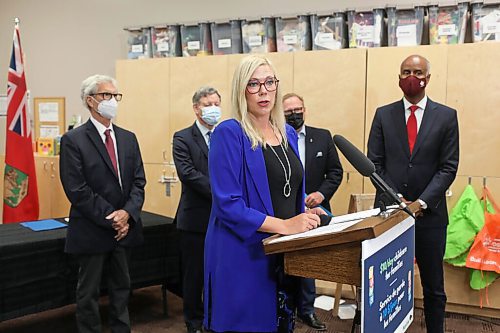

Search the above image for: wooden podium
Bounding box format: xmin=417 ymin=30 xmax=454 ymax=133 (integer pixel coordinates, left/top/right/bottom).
xmin=263 ymin=202 xmax=420 ymax=287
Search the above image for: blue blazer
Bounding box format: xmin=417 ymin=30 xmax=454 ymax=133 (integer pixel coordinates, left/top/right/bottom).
xmin=204 ymin=119 xmax=304 ymax=332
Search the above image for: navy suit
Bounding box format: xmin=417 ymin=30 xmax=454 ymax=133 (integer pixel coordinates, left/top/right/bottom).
xmin=173 ymin=122 xmax=212 ymax=330
xmin=204 ymin=119 xmax=304 ymax=332
xmin=60 ymin=119 xmax=146 ymax=333
xmin=298 ymin=126 xmax=343 ymax=316
xmin=367 ymin=98 xmax=459 ymax=333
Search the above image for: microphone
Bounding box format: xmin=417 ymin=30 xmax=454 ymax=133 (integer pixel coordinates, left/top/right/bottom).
xmin=333 ymin=135 xmax=414 ymax=218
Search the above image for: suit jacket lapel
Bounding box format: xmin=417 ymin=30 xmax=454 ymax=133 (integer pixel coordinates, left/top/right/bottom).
xmin=411 ymin=99 xmax=438 ymax=159
xmin=243 ymin=138 xmax=274 ymax=216
xmin=85 ymin=120 xmax=120 ymax=182
xmin=192 ymin=122 xmax=209 ymax=159
xmin=114 ymin=126 xmax=127 ymax=188
xmin=304 ymin=126 xmax=314 ymax=175
xmin=391 ymin=100 xmax=411 ymax=159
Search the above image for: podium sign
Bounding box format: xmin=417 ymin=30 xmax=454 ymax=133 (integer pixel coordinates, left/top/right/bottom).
xmin=361 ymin=216 xmax=415 ymax=333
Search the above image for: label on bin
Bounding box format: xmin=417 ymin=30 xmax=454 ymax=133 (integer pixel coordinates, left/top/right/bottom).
xmin=132 ymin=44 xmax=143 ymax=53
xmin=248 ymin=35 xmax=263 ymax=46
xmin=317 ymin=32 xmax=334 ymax=42
xmin=483 ymin=23 xmax=500 ymax=34
xmin=218 ymin=39 xmax=232 ymax=48
xmin=397 ymin=25 xmax=417 ymax=46
xmin=187 ymin=41 xmax=200 ymax=50
xmin=283 ymin=34 xmax=298 ymax=44
xmin=438 ymin=24 xmax=457 ymax=36
xmin=157 ymin=42 xmax=169 ymax=52
xmin=358 ymin=25 xmax=374 ymax=42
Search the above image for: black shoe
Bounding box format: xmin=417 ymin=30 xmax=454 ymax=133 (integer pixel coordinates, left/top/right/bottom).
xmin=298 ymin=313 xmax=327 ymax=331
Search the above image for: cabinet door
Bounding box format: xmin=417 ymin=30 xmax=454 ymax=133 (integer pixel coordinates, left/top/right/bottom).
xmin=48 ymin=156 xmax=71 ymax=218
xmin=116 ymin=59 xmax=171 ymax=164
xmin=34 ymin=156 xmax=52 ymax=219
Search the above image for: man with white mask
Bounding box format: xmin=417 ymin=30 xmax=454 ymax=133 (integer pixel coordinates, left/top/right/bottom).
xmin=60 ymin=74 xmax=146 ymax=333
xmin=172 ymin=86 xmax=222 ymax=333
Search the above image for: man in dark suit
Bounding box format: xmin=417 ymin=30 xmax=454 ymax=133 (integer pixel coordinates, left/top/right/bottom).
xmin=367 ymin=55 xmax=459 ymax=333
xmin=173 ymin=86 xmax=221 ymax=333
xmin=283 ymin=93 xmax=343 ymax=331
xmin=60 ymin=74 xmax=146 ymax=333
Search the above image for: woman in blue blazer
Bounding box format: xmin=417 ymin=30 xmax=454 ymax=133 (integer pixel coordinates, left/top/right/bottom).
xmin=204 ymin=55 xmax=324 ymax=332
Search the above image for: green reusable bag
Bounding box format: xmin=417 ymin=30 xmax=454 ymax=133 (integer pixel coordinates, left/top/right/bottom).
xmin=470 ymin=270 xmax=499 ymax=290
xmin=444 ymin=185 xmax=484 ymax=265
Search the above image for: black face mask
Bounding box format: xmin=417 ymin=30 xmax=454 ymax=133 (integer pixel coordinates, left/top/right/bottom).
xmin=285 ymin=113 xmax=304 ymax=130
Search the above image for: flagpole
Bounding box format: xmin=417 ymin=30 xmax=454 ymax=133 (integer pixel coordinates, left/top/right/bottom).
xmin=14 ymin=17 xmax=20 ymax=26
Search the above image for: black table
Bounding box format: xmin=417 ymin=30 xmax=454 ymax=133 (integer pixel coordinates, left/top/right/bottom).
xmin=0 ymin=211 xmax=180 ymax=322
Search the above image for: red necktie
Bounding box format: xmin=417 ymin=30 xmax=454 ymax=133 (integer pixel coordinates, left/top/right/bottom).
xmin=407 ymin=105 xmax=418 ymax=154
xmin=104 ymin=129 xmax=118 ymax=175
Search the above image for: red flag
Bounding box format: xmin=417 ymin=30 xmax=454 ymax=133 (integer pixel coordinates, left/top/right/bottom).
xmin=3 ymin=20 xmax=39 ymax=223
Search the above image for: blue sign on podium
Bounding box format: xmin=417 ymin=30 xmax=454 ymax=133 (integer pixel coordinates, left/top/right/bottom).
xmin=361 ymin=216 xmax=415 ymax=333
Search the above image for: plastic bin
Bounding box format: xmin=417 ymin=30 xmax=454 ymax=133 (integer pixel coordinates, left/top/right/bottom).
xmin=275 ymin=15 xmax=311 ymax=52
xmin=387 ymin=7 xmax=425 ymax=46
xmin=151 ymin=25 xmax=182 ymax=57
xmin=311 ymin=13 xmax=347 ymax=50
xmin=210 ymin=20 xmax=243 ymax=55
xmin=472 ymin=1 xmax=500 ymax=42
xmin=429 ymin=3 xmax=468 ymax=44
xmin=125 ymin=27 xmax=152 ymax=59
xmin=347 ymin=9 xmax=385 ymax=48
xmin=241 ymin=17 xmax=277 ymax=53
xmin=180 ymin=23 xmax=213 ymax=57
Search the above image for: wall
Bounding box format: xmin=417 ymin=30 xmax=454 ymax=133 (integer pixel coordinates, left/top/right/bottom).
xmin=0 ymin=0 xmax=446 ymax=153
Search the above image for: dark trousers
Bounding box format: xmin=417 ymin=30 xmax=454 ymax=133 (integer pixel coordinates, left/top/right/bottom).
xmin=180 ymin=230 xmax=205 ymax=330
xmin=296 ymin=277 xmax=316 ymax=316
xmin=75 ymin=246 xmax=131 ymax=333
xmin=415 ymin=226 xmax=447 ymax=333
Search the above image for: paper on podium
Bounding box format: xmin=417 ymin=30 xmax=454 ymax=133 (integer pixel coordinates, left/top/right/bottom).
xmin=267 ymin=206 xmax=397 ymax=245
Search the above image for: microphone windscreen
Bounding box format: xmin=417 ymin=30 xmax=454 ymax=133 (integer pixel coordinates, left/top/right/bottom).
xmin=333 ymin=135 xmax=375 ymax=177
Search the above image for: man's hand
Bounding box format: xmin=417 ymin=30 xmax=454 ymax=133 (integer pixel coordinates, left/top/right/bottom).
xmin=107 ymin=209 xmax=130 ymax=241
xmin=401 ymin=197 xmax=423 ymax=217
xmin=305 ymin=192 xmax=324 ymax=208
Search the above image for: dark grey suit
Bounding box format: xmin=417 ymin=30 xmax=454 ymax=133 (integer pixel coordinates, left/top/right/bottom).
xmin=368 ymin=98 xmax=459 ymax=333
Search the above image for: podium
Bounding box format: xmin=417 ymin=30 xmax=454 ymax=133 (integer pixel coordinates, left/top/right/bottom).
xmin=263 ymin=202 xmax=420 ymax=333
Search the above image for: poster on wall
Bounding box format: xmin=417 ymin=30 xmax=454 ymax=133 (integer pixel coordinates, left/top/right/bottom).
xmin=361 ymin=215 xmax=415 ymax=333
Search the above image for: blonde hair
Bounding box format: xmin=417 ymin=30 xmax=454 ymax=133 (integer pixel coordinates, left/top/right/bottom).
xmin=231 ymin=55 xmax=287 ymax=150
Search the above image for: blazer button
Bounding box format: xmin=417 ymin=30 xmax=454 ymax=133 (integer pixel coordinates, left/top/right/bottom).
xmin=408 ymin=163 xmax=413 ymax=168
xmin=403 ymin=183 xmax=408 ymax=187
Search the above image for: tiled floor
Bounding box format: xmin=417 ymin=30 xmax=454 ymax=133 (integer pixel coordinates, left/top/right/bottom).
xmin=0 ymin=286 xmax=498 ymax=333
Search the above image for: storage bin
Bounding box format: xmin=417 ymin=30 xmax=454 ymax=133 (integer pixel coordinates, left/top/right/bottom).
xmin=125 ymin=27 xmax=152 ymax=59
xmin=180 ymin=23 xmax=213 ymax=57
xmin=210 ymin=20 xmax=243 ymax=55
xmin=387 ymin=7 xmax=425 ymax=46
xmin=429 ymin=3 xmax=469 ymax=44
xmin=311 ymin=13 xmax=347 ymax=50
xmin=471 ymin=1 xmax=500 ymax=42
xmin=275 ymin=15 xmax=312 ymax=52
xmin=151 ymin=25 xmax=182 ymax=57
xmin=347 ymin=9 xmax=385 ymax=48
xmin=241 ymin=17 xmax=277 ymax=53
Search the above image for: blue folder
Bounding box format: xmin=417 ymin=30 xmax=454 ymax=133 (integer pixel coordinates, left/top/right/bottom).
xmin=20 ymin=219 xmax=67 ymax=231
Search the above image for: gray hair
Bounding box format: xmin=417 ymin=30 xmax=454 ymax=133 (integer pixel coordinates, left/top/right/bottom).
xmin=81 ymin=74 xmax=117 ymax=110
xmin=192 ymin=86 xmax=221 ymax=105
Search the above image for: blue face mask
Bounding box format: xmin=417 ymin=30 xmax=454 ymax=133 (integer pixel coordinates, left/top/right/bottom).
xmin=201 ymin=105 xmax=221 ymax=126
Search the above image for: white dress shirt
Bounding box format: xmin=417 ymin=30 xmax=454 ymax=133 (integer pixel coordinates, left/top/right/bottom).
xmin=196 ymin=120 xmax=211 ymax=146
xmin=403 ymin=95 xmax=427 ymax=132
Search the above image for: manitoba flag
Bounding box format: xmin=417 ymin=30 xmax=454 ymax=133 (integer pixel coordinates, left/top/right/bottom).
xmin=3 ymin=21 xmax=39 ymax=223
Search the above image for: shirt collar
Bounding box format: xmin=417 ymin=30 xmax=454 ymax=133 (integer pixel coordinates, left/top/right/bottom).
xmin=90 ymin=115 xmax=113 ymax=135
xmin=403 ymin=95 xmax=428 ymax=112
xmin=196 ymin=119 xmax=211 ymax=137
xmin=298 ymin=125 xmax=306 ymax=137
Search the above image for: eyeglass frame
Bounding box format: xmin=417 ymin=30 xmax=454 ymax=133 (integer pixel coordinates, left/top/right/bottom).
xmin=246 ymin=76 xmax=280 ymax=94
xmin=283 ymin=107 xmax=304 ymax=116
xmin=90 ymin=92 xmax=123 ymax=101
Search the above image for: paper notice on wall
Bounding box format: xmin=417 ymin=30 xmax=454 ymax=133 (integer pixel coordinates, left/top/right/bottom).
xmin=39 ymin=102 xmax=59 ymax=121
xmin=40 ymin=125 xmax=60 ymax=138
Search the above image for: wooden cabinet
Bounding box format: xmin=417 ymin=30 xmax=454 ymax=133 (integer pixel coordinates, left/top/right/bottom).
xmin=34 ymin=155 xmax=70 ymax=219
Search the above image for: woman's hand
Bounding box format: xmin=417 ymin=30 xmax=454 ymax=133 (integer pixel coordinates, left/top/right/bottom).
xmin=306 ymin=207 xmax=326 ymax=216
xmin=281 ymin=213 xmax=320 ymax=235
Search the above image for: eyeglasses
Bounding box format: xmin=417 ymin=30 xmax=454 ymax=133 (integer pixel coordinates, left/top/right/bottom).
xmin=90 ymin=92 xmax=123 ymax=101
xmin=246 ymin=77 xmax=279 ymax=94
xmin=284 ymin=107 xmax=304 ymax=116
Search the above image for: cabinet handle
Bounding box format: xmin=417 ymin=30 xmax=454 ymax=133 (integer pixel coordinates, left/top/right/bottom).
xmin=43 ymin=161 xmax=48 ymax=171
xmin=50 ymin=162 xmax=55 ymax=171
xmin=162 ymin=150 xmax=167 ymax=161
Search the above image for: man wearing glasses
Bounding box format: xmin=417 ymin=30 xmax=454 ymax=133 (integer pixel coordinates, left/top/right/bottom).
xmin=60 ymin=74 xmax=146 ymax=333
xmin=282 ymin=93 xmax=343 ymax=331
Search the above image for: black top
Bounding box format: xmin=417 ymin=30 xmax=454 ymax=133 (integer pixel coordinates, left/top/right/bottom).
xmin=262 ymin=143 xmax=303 ymax=219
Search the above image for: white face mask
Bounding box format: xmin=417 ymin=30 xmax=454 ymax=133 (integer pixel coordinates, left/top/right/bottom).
xmin=95 ymin=98 xmax=118 ymax=120
xmin=201 ymin=105 xmax=221 ymax=126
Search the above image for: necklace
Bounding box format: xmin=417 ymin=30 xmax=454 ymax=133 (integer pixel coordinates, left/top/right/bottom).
xmin=268 ymin=140 xmax=292 ymax=198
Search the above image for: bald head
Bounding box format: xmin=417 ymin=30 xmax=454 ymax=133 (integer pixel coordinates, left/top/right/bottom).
xmin=400 ymin=55 xmax=431 ymax=77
